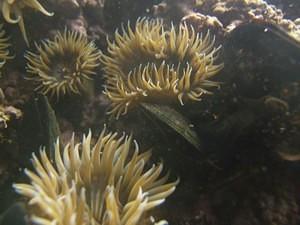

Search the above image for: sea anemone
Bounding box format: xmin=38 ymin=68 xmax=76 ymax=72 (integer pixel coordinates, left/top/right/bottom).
xmin=100 ymin=18 xmax=224 ymax=118
xmin=0 ymin=104 xmax=22 ymax=128
xmin=0 ymin=24 xmax=12 ymax=69
xmin=26 ymin=29 xmax=101 ymax=98
xmin=13 ymin=127 xmax=178 ymax=225
xmin=0 ymin=0 xmax=53 ymax=45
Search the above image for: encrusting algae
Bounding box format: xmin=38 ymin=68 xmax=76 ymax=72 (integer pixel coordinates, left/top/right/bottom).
xmin=0 ymin=0 xmax=53 ymax=45
xmin=100 ymin=18 xmax=224 ymax=119
xmin=13 ymin=127 xmax=178 ymax=225
xmin=26 ymin=29 xmax=101 ymax=98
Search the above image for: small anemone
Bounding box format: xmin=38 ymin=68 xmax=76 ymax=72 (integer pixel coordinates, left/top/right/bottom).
xmin=13 ymin=127 xmax=178 ymax=225
xmin=26 ymin=29 xmax=101 ymax=98
xmin=100 ymin=18 xmax=224 ymax=119
xmin=0 ymin=0 xmax=53 ymax=45
xmin=0 ymin=104 xmax=11 ymax=128
xmin=0 ymin=24 xmax=13 ymax=69
xmin=0 ymin=104 xmax=22 ymax=128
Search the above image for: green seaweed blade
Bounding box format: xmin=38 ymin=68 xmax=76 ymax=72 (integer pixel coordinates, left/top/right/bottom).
xmin=0 ymin=203 xmax=28 ymax=225
xmin=36 ymin=95 xmax=60 ymax=159
xmin=141 ymin=103 xmax=201 ymax=151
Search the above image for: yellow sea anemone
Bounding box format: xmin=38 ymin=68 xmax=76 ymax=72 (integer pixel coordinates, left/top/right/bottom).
xmin=13 ymin=127 xmax=178 ymax=225
xmin=100 ymin=18 xmax=224 ymax=118
xmin=0 ymin=0 xmax=53 ymax=45
xmin=26 ymin=30 xmax=101 ymax=98
xmin=0 ymin=24 xmax=12 ymax=69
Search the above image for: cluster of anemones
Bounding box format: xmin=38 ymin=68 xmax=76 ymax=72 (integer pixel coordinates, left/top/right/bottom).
xmin=11 ymin=16 xmax=228 ymax=225
xmin=100 ymin=18 xmax=223 ymax=118
xmin=0 ymin=0 xmax=53 ymax=45
xmin=26 ymin=30 xmax=101 ymax=98
xmin=14 ymin=127 xmax=178 ymax=225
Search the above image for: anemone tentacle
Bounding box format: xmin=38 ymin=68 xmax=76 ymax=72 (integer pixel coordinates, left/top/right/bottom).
xmin=0 ymin=24 xmax=12 ymax=69
xmin=0 ymin=0 xmax=53 ymax=45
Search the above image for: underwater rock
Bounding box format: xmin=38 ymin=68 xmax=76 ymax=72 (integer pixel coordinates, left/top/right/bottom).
xmin=65 ymin=14 xmax=88 ymax=35
xmin=189 ymin=21 xmax=300 ymax=154
xmin=231 ymin=186 xmax=299 ymax=225
xmin=223 ymin=22 xmax=300 ymax=93
xmin=79 ymin=0 xmax=104 ymax=18
xmin=80 ymin=93 xmax=109 ymax=129
xmin=153 ymin=0 xmax=300 ymax=43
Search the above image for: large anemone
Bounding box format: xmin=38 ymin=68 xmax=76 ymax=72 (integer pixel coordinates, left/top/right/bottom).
xmin=0 ymin=24 xmax=12 ymax=69
xmin=0 ymin=0 xmax=53 ymax=45
xmin=14 ymin=127 xmax=178 ymax=225
xmin=100 ymin=18 xmax=224 ymax=119
xmin=26 ymin=30 xmax=101 ymax=98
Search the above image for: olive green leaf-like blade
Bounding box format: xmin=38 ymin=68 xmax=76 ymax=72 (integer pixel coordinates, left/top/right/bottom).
xmin=0 ymin=202 xmax=28 ymax=225
xmin=44 ymin=96 xmax=60 ymax=154
xmin=141 ymin=103 xmax=201 ymax=151
xmin=36 ymin=95 xmax=60 ymax=159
